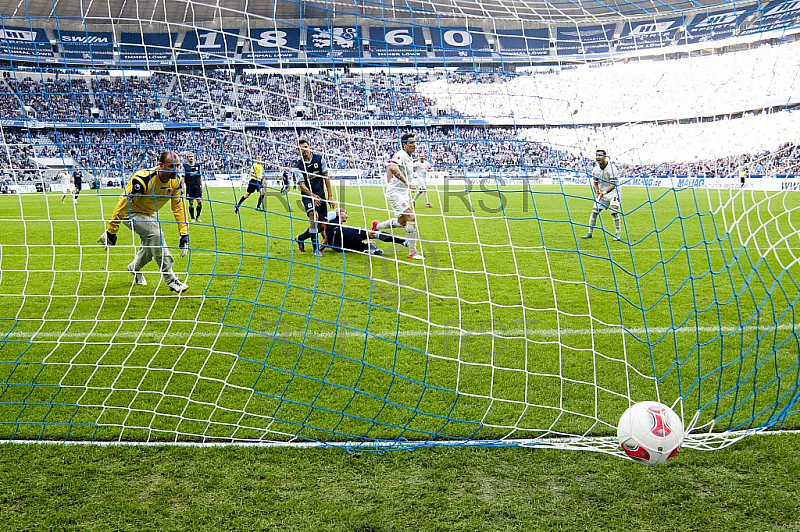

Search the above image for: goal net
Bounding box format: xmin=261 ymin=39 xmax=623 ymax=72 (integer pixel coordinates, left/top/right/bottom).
xmin=0 ymin=0 xmax=799 ymax=452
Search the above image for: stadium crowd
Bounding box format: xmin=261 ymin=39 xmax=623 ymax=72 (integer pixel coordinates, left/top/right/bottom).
xmin=0 ymin=69 xmax=451 ymax=122
xmin=1 ymin=126 xmax=797 ymax=187
xmin=418 ymin=40 xmax=800 ymax=125
xmin=0 ymin=41 xmax=796 ymax=127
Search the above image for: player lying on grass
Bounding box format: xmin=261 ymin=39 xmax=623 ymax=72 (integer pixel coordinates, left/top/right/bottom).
xmin=97 ymin=150 xmax=189 ymax=293
xmin=298 ymin=208 xmax=408 ymax=255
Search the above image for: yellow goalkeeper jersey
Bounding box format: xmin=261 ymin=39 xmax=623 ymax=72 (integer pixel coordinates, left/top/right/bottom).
xmin=107 ymin=167 xmax=188 ymax=235
xmin=250 ymin=162 xmax=263 ymax=181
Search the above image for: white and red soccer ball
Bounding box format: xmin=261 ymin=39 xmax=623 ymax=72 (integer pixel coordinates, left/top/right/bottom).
xmin=617 ymin=401 xmax=684 ymax=465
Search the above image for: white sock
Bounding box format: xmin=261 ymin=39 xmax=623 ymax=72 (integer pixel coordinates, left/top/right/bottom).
xmin=613 ymin=213 xmax=620 ymax=234
xmin=588 ymin=211 xmax=598 ymax=234
xmin=406 ymin=222 xmax=418 ymax=254
xmin=376 ymin=219 xmax=400 ymax=230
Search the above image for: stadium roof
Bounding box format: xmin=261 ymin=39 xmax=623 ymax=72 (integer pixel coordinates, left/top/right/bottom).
xmin=8 ymin=0 xmax=748 ymax=25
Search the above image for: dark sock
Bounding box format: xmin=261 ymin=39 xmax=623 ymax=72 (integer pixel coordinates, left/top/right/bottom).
xmin=256 ymin=195 xmax=263 ymax=209
xmin=376 ymin=232 xmax=407 ymax=245
xmin=310 ymin=230 xmax=318 ymax=252
xmin=196 ymin=204 xmax=202 ymax=218
xmin=237 ymin=197 xmax=245 ymax=205
xmin=189 ymin=206 xmax=195 ymax=220
xmin=297 ymin=230 xmax=310 ymax=241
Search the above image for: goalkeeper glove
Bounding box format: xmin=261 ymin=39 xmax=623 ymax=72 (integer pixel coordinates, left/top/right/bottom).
xmin=97 ymin=231 xmax=117 ymax=248
xmin=179 ymin=234 xmax=189 ymax=257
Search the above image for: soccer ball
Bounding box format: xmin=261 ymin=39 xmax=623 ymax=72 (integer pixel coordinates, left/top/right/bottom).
xmin=617 ymin=401 xmax=684 ymax=465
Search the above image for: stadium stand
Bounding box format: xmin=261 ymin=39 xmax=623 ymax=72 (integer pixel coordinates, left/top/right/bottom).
xmin=0 ymin=13 xmax=798 ymax=186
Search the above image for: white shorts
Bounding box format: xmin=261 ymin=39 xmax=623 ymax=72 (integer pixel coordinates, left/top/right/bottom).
xmin=386 ymin=189 xmax=411 ymax=217
xmin=415 ymin=179 xmax=427 ymax=191
xmin=596 ymin=190 xmax=620 ymax=213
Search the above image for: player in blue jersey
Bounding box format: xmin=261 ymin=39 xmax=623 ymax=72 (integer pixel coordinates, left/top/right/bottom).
xmin=294 ymin=138 xmax=334 ymax=257
xmin=181 ymin=152 xmax=204 ymax=222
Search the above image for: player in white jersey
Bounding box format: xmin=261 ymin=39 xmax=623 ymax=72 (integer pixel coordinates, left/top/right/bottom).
xmin=412 ymin=153 xmax=433 ymax=208
xmin=582 ymin=149 xmax=622 ymax=241
xmin=372 ymin=132 xmax=423 ymax=260
xmin=57 ymin=169 xmax=71 ymax=204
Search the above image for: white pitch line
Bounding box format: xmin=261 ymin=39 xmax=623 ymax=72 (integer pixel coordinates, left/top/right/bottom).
xmin=2 ymin=323 xmax=797 ymax=342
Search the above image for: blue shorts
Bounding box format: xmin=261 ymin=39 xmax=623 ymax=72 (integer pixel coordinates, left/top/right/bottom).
xmin=185 ymin=184 xmax=202 ymax=200
xmin=302 ymin=196 xmax=328 ymax=220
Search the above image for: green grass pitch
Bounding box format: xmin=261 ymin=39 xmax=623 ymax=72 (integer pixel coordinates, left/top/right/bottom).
xmin=1 ymin=183 xmax=799 ymax=444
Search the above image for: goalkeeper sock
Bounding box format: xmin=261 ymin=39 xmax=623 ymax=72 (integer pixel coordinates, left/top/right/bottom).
xmin=189 ymin=206 xmax=195 ymax=220
xmin=376 ymin=232 xmax=407 ymax=245
xmin=237 ymin=196 xmax=245 ymax=206
xmin=256 ymin=194 xmax=264 ymax=209
xmin=588 ymin=211 xmax=598 ymax=234
xmin=196 ymin=204 xmax=202 ymax=218
xmin=405 ymin=222 xmax=418 ymax=254
xmin=376 ymin=219 xmax=401 ymax=230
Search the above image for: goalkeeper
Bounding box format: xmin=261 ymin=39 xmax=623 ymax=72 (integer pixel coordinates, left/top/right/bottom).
xmin=97 ymin=150 xmax=189 ymax=293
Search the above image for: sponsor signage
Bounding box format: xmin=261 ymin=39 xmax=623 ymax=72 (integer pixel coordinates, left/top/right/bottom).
xmin=616 ymin=17 xmax=683 ymax=51
xmin=685 ymin=8 xmax=754 ymax=43
xmin=368 ymin=26 xmax=426 ymax=57
xmin=0 ymin=26 xmax=53 ymax=59
xmin=243 ymin=27 xmax=301 ymax=60
xmin=57 ymin=30 xmax=114 ymax=62
xmin=430 ymin=27 xmax=492 ymax=57
xmin=177 ymin=28 xmax=240 ymax=64
xmin=120 ymin=32 xmax=176 ymax=64
xmin=496 ymin=28 xmax=550 ymax=57
xmin=306 ymin=26 xmax=361 ymax=58
xmin=556 ymin=24 xmax=616 ymax=55
xmin=742 ymin=0 xmax=800 ymax=35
